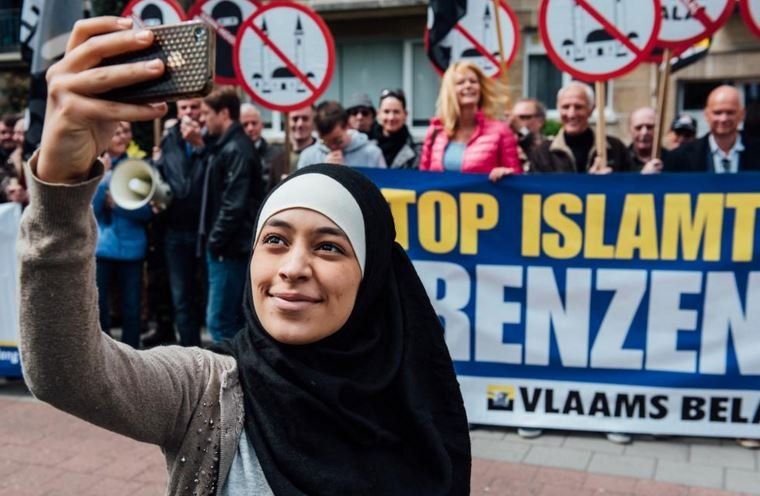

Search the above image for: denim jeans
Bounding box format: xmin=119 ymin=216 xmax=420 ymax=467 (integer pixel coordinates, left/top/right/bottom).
xmin=96 ymin=258 xmax=143 ymax=349
xmin=206 ymin=251 xmax=247 ymax=343
xmin=165 ymin=228 xmax=205 ymax=347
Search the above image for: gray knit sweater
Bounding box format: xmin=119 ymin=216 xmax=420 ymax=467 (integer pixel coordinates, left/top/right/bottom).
xmin=17 ymin=156 xmax=246 ymax=495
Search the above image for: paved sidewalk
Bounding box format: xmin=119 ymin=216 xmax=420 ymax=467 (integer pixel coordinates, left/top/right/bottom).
xmin=0 ymin=381 xmax=758 ymax=495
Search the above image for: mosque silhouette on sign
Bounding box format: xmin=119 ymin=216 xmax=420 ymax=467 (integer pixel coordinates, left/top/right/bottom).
xmin=561 ymin=0 xmax=639 ymax=62
xmin=457 ymin=4 xmax=501 ymax=73
xmin=251 ymin=16 xmax=315 ymax=94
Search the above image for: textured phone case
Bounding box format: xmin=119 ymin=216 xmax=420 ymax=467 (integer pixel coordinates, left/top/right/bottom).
xmin=99 ymin=21 xmax=216 ymax=104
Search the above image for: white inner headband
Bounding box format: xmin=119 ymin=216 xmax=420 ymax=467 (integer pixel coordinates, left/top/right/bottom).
xmin=255 ymin=173 xmax=366 ymax=274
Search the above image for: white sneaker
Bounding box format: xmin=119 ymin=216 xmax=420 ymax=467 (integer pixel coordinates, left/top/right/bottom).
xmin=606 ymin=432 xmax=632 ymax=444
xmin=517 ymin=428 xmax=543 ymax=439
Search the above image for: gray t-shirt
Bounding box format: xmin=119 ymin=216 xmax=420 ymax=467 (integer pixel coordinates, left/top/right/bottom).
xmin=221 ymin=430 xmax=274 ymax=495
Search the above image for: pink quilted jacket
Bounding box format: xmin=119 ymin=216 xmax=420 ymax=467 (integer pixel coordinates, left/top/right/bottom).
xmin=419 ymin=111 xmax=522 ymax=174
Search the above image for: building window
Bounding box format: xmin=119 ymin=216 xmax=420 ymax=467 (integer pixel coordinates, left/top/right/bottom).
xmin=526 ymin=53 xmax=563 ymax=109
xmin=0 ymin=0 xmax=21 ymax=54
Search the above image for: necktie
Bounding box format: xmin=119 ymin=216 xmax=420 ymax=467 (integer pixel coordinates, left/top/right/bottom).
xmin=720 ymin=157 xmax=731 ymax=173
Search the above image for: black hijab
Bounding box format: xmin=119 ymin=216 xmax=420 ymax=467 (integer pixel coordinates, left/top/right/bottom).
xmin=212 ymin=164 xmax=471 ymax=495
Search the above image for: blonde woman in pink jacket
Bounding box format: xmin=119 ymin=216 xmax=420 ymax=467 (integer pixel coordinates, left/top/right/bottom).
xmin=420 ymin=61 xmax=522 ymax=181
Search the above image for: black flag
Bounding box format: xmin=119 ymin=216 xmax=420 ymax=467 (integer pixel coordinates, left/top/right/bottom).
xmin=20 ymin=0 xmax=88 ymax=153
xmin=426 ymin=0 xmax=467 ymax=72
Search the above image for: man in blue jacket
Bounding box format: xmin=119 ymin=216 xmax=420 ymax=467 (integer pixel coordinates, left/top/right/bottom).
xmin=94 ymin=122 xmax=153 ymax=349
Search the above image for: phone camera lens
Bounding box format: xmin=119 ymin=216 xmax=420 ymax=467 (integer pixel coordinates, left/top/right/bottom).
xmin=194 ymin=27 xmax=205 ymax=43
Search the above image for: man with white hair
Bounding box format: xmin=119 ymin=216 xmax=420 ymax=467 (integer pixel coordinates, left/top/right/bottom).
xmin=240 ymin=103 xmax=282 ymax=190
xmin=529 ymin=82 xmax=633 ymax=174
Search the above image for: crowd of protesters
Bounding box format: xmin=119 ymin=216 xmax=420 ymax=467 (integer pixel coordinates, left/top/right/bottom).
xmin=3 ymin=58 xmax=757 ymax=446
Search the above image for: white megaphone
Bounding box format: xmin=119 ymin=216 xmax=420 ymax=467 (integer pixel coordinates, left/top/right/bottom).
xmin=110 ymin=159 xmax=173 ymax=211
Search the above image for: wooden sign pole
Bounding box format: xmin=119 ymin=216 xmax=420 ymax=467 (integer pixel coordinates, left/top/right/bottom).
xmin=491 ymin=0 xmax=511 ymax=111
xmin=283 ymin=112 xmax=292 ymax=176
xmin=153 ymin=118 xmax=162 ymax=150
xmin=652 ymin=48 xmax=672 ymax=160
xmin=595 ymin=81 xmax=607 ymax=168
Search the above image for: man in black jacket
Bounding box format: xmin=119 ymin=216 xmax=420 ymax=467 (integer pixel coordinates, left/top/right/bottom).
xmin=199 ymin=89 xmax=264 ymax=342
xmin=154 ymin=98 xmax=208 ymax=347
xmin=664 ymin=85 xmax=760 ymax=173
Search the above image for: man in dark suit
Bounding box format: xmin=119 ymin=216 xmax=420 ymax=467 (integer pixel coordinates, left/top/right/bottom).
xmin=664 ymin=85 xmax=760 ymax=173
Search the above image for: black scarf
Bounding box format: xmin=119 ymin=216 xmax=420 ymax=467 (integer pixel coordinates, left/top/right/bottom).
xmin=212 ymin=164 xmax=471 ymax=495
xmin=377 ymin=125 xmax=411 ymax=167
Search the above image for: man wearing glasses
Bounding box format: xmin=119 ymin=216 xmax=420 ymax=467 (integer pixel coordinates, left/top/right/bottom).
xmin=345 ymin=93 xmax=382 ymax=140
xmin=510 ymin=98 xmax=547 ymax=171
xmin=297 ymin=100 xmax=386 ymax=169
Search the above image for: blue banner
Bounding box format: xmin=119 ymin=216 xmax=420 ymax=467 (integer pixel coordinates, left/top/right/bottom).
xmin=362 ymin=168 xmax=760 ymax=437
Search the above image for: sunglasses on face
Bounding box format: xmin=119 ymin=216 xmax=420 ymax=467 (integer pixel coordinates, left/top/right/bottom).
xmin=517 ymin=114 xmax=536 ymax=120
xmin=349 ymin=108 xmax=372 ymax=117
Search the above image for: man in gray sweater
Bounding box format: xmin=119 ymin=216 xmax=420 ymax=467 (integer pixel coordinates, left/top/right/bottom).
xmin=297 ymin=100 xmax=386 ymax=169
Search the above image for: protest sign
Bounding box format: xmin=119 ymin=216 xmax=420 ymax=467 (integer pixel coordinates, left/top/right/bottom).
xmin=234 ymin=1 xmax=335 ymax=112
xmin=425 ymin=0 xmax=520 ymax=79
xmin=122 ymin=0 xmax=186 ymax=26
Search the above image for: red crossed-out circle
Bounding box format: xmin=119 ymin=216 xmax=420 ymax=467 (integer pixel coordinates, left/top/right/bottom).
xmin=740 ymin=0 xmax=760 ymax=39
xmin=424 ymin=0 xmax=521 ymax=79
xmin=539 ymin=0 xmax=661 ymax=82
xmin=188 ymin=0 xmax=260 ymax=85
xmin=122 ymin=0 xmax=186 ymax=23
xmin=233 ymin=1 xmax=335 ymax=112
xmin=656 ymin=0 xmax=733 ymax=49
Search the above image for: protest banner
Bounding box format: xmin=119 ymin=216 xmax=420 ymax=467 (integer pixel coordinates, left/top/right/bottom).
xmin=361 ymin=168 xmax=760 ymax=437
xmin=0 ymin=204 xmax=22 ymax=378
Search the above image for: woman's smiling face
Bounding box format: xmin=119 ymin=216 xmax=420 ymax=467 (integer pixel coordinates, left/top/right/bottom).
xmin=250 ymin=208 xmax=362 ymax=345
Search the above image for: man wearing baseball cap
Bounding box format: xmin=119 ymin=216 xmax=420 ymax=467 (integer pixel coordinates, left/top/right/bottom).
xmin=669 ymin=113 xmax=697 ymax=149
xmin=345 ymin=92 xmax=382 ymax=140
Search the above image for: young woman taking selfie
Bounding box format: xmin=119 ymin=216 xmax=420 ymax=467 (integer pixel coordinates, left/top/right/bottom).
xmin=18 ymin=17 xmax=471 ymax=495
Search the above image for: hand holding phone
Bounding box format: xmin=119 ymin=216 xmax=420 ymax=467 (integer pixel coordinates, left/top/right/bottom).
xmin=37 ymin=17 xmax=168 ymax=184
xmin=97 ymin=21 xmax=216 ymax=104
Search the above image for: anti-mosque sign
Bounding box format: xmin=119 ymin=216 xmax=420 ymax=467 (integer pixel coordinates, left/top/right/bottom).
xmin=122 ymin=0 xmax=186 ymax=27
xmin=234 ymin=1 xmax=335 ymax=112
xmin=656 ymin=0 xmax=733 ymax=49
xmin=740 ymin=0 xmax=760 ymax=39
xmin=425 ymin=0 xmax=520 ymax=79
xmin=188 ymin=0 xmax=259 ymax=85
xmin=539 ymin=0 xmax=661 ymax=82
